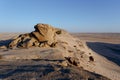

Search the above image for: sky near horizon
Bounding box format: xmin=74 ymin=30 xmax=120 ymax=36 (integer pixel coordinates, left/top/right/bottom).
xmin=0 ymin=0 xmax=120 ymax=32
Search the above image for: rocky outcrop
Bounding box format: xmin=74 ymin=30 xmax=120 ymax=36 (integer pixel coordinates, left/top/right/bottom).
xmin=8 ymin=24 xmax=59 ymax=48
xmin=7 ymin=23 xmax=95 ymax=68
xmin=0 ymin=23 xmax=94 ymax=68
xmin=0 ymin=23 xmax=119 ymax=80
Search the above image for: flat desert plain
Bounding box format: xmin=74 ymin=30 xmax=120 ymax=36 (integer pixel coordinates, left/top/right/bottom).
xmin=72 ymin=33 xmax=120 ymax=66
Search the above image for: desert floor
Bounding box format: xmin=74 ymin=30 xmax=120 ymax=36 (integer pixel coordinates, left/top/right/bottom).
xmin=72 ymin=33 xmax=120 ymax=66
xmin=0 ymin=33 xmax=120 ymax=80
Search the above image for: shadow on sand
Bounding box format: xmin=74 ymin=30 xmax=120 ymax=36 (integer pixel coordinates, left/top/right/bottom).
xmin=87 ymin=42 xmax=120 ymax=66
xmin=0 ymin=59 xmax=105 ymax=80
xmin=0 ymin=64 xmax=55 ymax=79
xmin=0 ymin=39 xmax=13 ymax=47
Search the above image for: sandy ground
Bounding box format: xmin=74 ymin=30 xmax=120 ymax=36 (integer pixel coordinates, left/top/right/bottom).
xmin=72 ymin=33 xmax=120 ymax=44
xmin=72 ymin=33 xmax=120 ymax=66
xmin=0 ymin=33 xmax=120 ymax=80
xmin=72 ymin=33 xmax=120 ymax=80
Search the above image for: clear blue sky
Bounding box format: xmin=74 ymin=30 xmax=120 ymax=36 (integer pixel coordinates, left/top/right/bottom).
xmin=0 ymin=0 xmax=120 ymax=32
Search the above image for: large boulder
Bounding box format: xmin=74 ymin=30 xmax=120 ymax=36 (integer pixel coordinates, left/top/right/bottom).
xmin=33 ymin=24 xmax=56 ymax=45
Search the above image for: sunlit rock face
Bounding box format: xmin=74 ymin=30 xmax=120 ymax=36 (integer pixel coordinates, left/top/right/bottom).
xmin=8 ymin=24 xmax=59 ymax=48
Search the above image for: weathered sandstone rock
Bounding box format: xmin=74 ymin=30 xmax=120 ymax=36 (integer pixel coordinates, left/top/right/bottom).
xmin=8 ymin=24 xmax=57 ymax=48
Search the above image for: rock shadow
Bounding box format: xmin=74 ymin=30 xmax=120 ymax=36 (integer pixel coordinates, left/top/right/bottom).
xmin=0 ymin=64 xmax=54 ymax=79
xmin=0 ymin=59 xmax=110 ymax=80
xmin=0 ymin=39 xmax=13 ymax=47
xmin=87 ymin=42 xmax=120 ymax=66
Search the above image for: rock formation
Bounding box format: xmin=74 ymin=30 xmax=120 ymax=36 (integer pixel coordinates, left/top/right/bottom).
xmin=9 ymin=24 xmax=59 ymax=48
xmin=7 ymin=23 xmax=95 ymax=68
xmin=1 ymin=23 xmax=119 ymax=80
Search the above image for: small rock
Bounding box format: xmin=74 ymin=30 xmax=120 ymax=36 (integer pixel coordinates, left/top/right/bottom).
xmin=89 ymin=56 xmax=94 ymax=62
xmin=65 ymin=57 xmax=80 ymax=66
xmin=0 ymin=46 xmax=7 ymax=49
xmin=60 ymin=61 xmax=68 ymax=67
